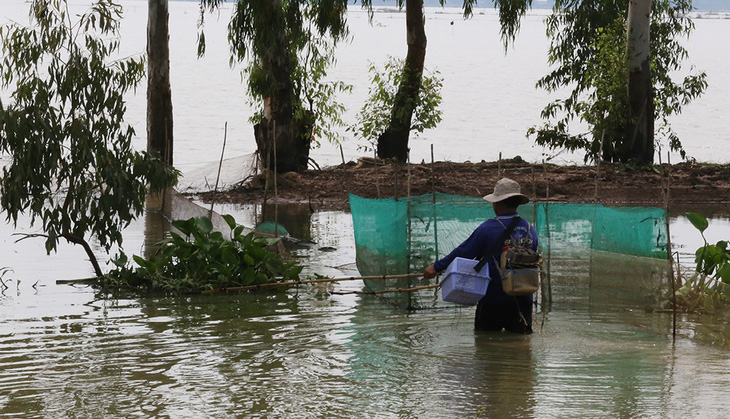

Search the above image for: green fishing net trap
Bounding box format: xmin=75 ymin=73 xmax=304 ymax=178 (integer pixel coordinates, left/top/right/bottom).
xmin=349 ymin=193 xmax=669 ymax=308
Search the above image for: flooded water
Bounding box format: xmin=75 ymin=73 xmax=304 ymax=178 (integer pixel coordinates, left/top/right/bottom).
xmin=2 ymin=0 xmax=730 ymax=416
xmin=3 ymin=199 xmax=730 ymax=417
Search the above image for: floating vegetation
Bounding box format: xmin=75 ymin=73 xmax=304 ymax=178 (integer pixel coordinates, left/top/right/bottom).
xmin=100 ymin=215 xmax=302 ymax=295
xmin=663 ymin=212 xmax=730 ymax=313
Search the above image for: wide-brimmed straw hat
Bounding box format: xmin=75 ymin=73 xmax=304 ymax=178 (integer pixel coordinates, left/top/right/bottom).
xmin=483 ymin=178 xmax=530 ymax=204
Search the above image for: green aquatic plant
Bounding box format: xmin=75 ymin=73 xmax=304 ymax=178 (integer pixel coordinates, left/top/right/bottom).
xmin=667 ymin=212 xmax=730 ymax=313
xmin=101 ymin=215 xmax=302 ymax=295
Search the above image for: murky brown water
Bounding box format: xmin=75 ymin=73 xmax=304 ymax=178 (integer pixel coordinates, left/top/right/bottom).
xmin=1 ymin=200 xmax=730 ymax=417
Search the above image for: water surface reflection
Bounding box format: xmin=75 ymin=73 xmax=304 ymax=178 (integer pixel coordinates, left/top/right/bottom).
xmin=1 ymin=203 xmax=730 ymax=417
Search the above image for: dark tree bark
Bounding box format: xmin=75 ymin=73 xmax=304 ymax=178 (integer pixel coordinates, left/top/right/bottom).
xmin=147 ymin=0 xmax=174 ymax=165
xmin=253 ymin=0 xmax=312 ymax=173
xmin=624 ymin=0 xmax=654 ymax=165
xmin=377 ymin=0 xmax=427 ymax=163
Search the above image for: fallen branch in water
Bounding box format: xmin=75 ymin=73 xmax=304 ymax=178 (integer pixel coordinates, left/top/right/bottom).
xmin=56 ymin=277 xmax=100 ymax=285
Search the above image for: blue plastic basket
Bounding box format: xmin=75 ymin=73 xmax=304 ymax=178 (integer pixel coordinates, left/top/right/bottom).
xmin=440 ymin=257 xmax=490 ymax=305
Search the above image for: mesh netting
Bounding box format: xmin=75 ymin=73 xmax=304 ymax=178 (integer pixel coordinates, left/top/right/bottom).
xmin=350 ymin=193 xmax=668 ymax=306
xmin=177 ymin=153 xmax=259 ymax=194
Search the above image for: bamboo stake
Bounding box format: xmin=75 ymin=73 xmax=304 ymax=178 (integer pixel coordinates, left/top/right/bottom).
xmin=200 ymin=272 xmax=423 ymax=294
xmin=331 ymin=283 xmax=440 ymax=296
xmin=273 ymin=121 xmax=279 ymax=238
xmin=209 ymin=121 xmax=228 ymax=219
xmin=394 ymin=160 xmax=399 ymax=202
xmin=543 ymin=159 xmax=549 ymax=200
xmin=498 ymin=152 xmax=502 ymax=175
xmin=664 ymin=151 xmax=677 ymax=339
xmin=594 ymin=130 xmax=604 ymax=204
xmin=375 ymin=149 xmax=381 ymax=199
xmin=262 ymin=147 xmax=271 ymax=221
xmin=406 ymin=151 xmax=413 ymax=310
xmin=431 ymin=144 xmax=438 ymax=261
xmin=339 ymin=144 xmax=345 ymax=165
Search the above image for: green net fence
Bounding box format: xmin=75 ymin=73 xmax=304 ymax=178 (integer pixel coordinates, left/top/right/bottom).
xmin=349 ymin=193 xmax=668 ymax=307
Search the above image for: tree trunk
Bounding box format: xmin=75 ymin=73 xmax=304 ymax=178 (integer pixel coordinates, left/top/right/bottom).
xmin=377 ymin=0 xmax=427 ymax=163
xmin=625 ymin=0 xmax=654 ymax=165
xmin=147 ymin=0 xmax=174 ymax=165
xmin=254 ymin=0 xmax=311 ymax=173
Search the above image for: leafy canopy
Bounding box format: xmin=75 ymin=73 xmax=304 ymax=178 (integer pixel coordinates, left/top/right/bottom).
xmin=0 ymin=0 xmax=178 ymax=265
xmin=350 ymin=56 xmax=443 ymax=152
xmin=198 ymin=0 xmax=352 ymax=146
xmin=528 ymin=0 xmax=707 ymax=163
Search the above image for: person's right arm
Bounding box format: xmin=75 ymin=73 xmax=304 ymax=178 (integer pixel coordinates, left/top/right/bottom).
xmin=431 ymin=225 xmax=488 ymax=273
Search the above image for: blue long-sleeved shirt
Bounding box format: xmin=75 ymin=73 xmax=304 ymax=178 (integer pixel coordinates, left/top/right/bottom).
xmin=434 ymin=213 xmax=539 ymax=304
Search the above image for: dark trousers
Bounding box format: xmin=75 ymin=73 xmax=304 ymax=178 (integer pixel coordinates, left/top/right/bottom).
xmin=474 ymin=297 xmax=533 ymax=334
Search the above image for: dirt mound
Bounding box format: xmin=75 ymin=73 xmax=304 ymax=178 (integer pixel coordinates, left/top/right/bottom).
xmin=196 ymin=158 xmax=730 ymax=211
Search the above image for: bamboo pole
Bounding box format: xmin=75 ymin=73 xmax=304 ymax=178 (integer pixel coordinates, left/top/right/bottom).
xmin=543 ymin=159 xmax=549 ymax=200
xmin=209 ymin=121 xmax=228 ymax=219
xmin=394 ymin=161 xmax=399 ymax=202
xmin=375 ymin=149 xmax=381 ymax=199
xmin=406 ymin=151 xmax=413 ymax=310
xmin=262 ymin=147 xmax=271 ymax=221
xmin=331 ymin=283 xmax=440 ymax=296
xmin=273 ymin=121 xmax=279 ymax=238
xmin=431 ymin=144 xmax=438 ymax=262
xmin=663 ymin=151 xmax=677 ymax=339
xmin=200 ymin=272 xmax=423 ymax=294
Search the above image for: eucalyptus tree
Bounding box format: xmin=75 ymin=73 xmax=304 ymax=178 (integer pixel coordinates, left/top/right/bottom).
xmin=360 ymin=0 xmax=533 ymax=163
xmin=361 ymin=0 xmax=426 ymax=162
xmin=147 ymin=0 xmax=174 ymax=165
xmin=0 ymin=0 xmax=178 ymax=276
xmin=198 ymin=0 xmax=351 ymax=173
xmin=528 ymin=0 xmax=706 ymax=164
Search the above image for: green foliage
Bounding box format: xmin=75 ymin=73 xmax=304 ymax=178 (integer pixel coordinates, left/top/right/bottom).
xmin=687 ymin=212 xmax=730 ymax=283
xmin=350 ymin=56 xmax=443 ymax=152
xmin=666 ymin=212 xmax=730 ymax=313
xmin=198 ymin=0 xmax=351 ymax=147
xmin=102 ymin=215 xmax=303 ymax=295
xmin=0 ymin=0 xmax=178 ymax=261
xmin=528 ymin=0 xmax=707 ymax=163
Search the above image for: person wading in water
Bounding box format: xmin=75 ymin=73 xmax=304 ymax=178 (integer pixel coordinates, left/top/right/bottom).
xmin=424 ymin=178 xmax=539 ymax=334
